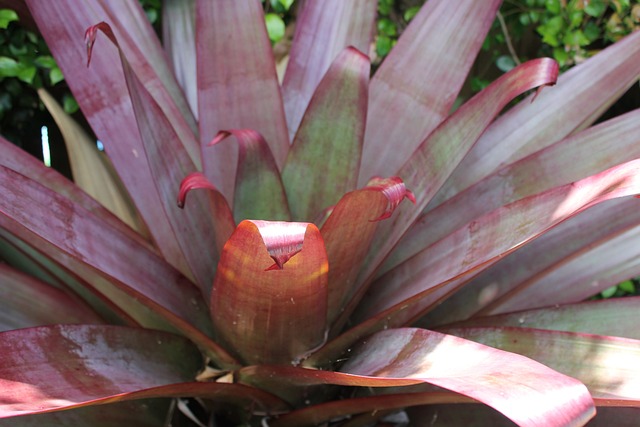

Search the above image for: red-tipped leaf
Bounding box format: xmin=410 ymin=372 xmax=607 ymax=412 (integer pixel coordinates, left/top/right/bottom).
xmin=431 ymin=29 xmax=640 ymax=207
xmin=196 ymin=0 xmax=289 ymax=202
xmin=211 ymin=220 xmax=328 ymax=365
xmin=210 ymin=130 xmax=291 ymax=222
xmin=358 ymin=0 xmax=501 ymax=184
xmin=320 ymin=177 xmax=415 ymax=327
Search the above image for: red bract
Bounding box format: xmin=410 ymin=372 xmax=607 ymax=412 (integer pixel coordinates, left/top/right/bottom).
xmin=0 ymin=0 xmax=639 ymax=426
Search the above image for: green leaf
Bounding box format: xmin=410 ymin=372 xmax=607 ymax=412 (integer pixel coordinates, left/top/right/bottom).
xmin=62 ymin=93 xmax=78 ymax=113
xmin=600 ymin=285 xmax=618 ymax=298
xmin=209 ymin=129 xmax=291 ymax=222
xmin=0 ymin=9 xmax=18 ymax=29
xmin=552 ymin=46 xmax=570 ymax=66
xmin=563 ymin=29 xmax=590 ymax=46
xmin=33 ymin=55 xmax=57 ymax=68
xmin=265 ymin=13 xmax=285 ymax=43
xmin=376 ymin=35 xmax=393 ymax=57
xmin=537 ymin=16 xmax=564 ymax=46
xmin=281 ymin=0 xmax=376 ymax=141
xmin=377 ymin=17 xmax=397 ymax=36
xmin=16 ymin=64 xmax=36 ymax=83
xmin=0 ymin=56 xmax=20 ymax=77
xmin=49 ymin=66 xmax=64 ymax=84
xmin=282 ymin=47 xmax=369 ymax=221
xmin=278 ymin=0 xmax=295 ymax=10
xmin=545 ymin=0 xmax=561 ymax=14
xmin=585 ymin=0 xmax=607 ymax=17
xmin=618 ymin=280 xmax=636 ymax=294
xmin=495 ymin=55 xmax=516 ymax=72
xmin=404 ymin=6 xmax=421 ymax=21
xmin=569 ymin=10 xmax=584 ymax=28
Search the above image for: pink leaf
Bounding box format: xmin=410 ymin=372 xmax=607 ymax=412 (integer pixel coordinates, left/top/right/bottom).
xmin=196 ymin=0 xmax=289 ymax=203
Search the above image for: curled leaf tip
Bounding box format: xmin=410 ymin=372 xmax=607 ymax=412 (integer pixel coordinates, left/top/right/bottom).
xmin=365 ymin=176 xmax=416 ymax=221
xmin=530 ymin=58 xmax=559 ymax=102
xmin=208 ymin=129 xmax=269 ymax=149
xmin=177 ymin=172 xmax=218 ymax=209
xmin=208 ymin=130 xmax=232 ymax=146
xmin=248 ymin=220 xmax=308 ymax=270
xmin=344 ymin=45 xmax=370 ymax=61
xmin=84 ymin=22 xmax=118 ymax=68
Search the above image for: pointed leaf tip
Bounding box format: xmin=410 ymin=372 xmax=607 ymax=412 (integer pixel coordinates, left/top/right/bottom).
xmin=84 ymin=22 xmax=118 ymax=67
xmin=177 ymin=172 xmax=219 ymax=208
xmin=249 ymin=220 xmax=308 ymax=270
xmin=365 ymin=176 xmax=416 ymax=221
xmin=208 ymin=130 xmax=232 ymax=146
xmin=207 ymin=129 xmax=271 ymax=152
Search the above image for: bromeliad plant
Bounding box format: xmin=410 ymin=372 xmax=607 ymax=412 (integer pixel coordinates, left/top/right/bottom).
xmin=1 ymin=0 xmax=640 ymax=426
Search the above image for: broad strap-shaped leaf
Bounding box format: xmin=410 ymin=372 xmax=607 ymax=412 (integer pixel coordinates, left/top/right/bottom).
xmin=383 ymin=108 xmax=640 ymax=274
xmin=86 ymin=22 xmax=221 ymax=294
xmin=443 ymin=327 xmax=640 ymax=406
xmin=444 ymin=297 xmax=640 ymax=341
xmin=0 ymin=400 xmax=173 ymax=427
xmin=162 ymin=0 xmax=197 ymax=117
xmin=360 ymin=159 xmax=640 ymax=321
xmin=0 ymin=263 xmax=103 ymax=331
xmin=177 ymin=172 xmax=236 ymax=258
xmin=479 ymin=223 xmax=640 ymax=315
xmin=0 ymin=166 xmax=238 ymax=368
xmin=358 ymin=0 xmax=501 ymax=185
xmin=281 ymin=0 xmax=376 ymax=141
xmin=271 ymin=391 xmax=472 ymax=427
xmin=311 ymin=159 xmax=640 ymax=366
xmin=431 ymin=29 xmax=640 ymax=207
xmin=341 ymin=58 xmax=559 ymax=325
xmin=0 ymin=325 xmax=287 ymax=418
xmin=25 ymin=0 xmax=200 ymax=275
xmin=37 ymin=88 xmax=144 ymax=234
xmin=211 ymin=220 xmax=328 ymax=365
xmin=0 ymin=136 xmax=151 ymax=246
xmin=97 ymin=0 xmax=198 ymax=138
xmin=422 ymin=197 xmax=640 ymax=327
xmin=210 ymin=130 xmax=290 ymax=222
xmin=320 ymin=177 xmax=415 ymax=327
xmin=406 ymin=405 xmax=640 ymax=427
xmin=282 ymin=47 xmax=370 ymax=221
xmin=196 ymin=0 xmax=289 ymax=202
xmin=0 ymin=230 xmax=143 ymax=328
xmin=242 ymin=328 xmax=595 ymax=427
